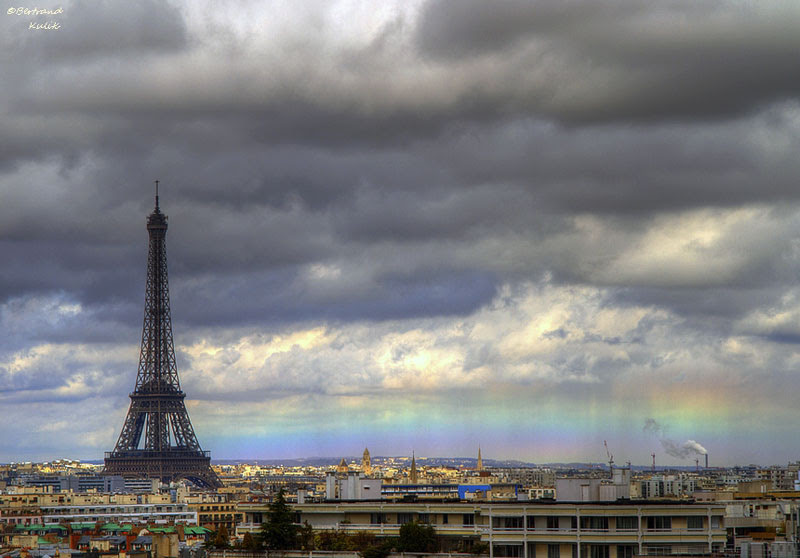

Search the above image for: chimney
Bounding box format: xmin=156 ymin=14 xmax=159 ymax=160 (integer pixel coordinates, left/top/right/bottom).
xmin=705 ymin=454 xmax=708 ymax=469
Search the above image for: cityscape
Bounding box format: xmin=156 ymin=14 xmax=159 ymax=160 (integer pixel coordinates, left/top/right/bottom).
xmin=5 ymin=1 xmax=800 ymax=558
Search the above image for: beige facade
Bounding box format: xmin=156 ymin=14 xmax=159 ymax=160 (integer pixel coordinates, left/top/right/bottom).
xmin=187 ymin=500 xmax=243 ymax=533
xmin=238 ymin=500 xmax=726 ymax=558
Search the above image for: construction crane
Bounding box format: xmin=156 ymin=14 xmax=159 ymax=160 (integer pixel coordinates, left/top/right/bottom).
xmin=604 ymin=440 xmax=614 ymax=476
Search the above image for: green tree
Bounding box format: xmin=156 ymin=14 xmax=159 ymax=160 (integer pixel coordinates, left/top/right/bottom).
xmin=397 ymin=521 xmax=437 ymax=553
xmin=298 ymin=521 xmax=315 ymax=550
xmin=242 ymin=532 xmax=260 ymax=552
xmin=349 ymin=531 xmax=379 ymax=551
xmin=360 ymin=539 xmax=394 ymax=558
xmin=261 ymin=489 xmax=299 ymax=550
xmin=211 ymin=524 xmax=231 ymax=549
xmin=316 ymin=530 xmax=348 ymax=551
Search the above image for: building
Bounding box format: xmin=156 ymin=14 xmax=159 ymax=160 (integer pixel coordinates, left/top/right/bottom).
xmin=184 ymin=491 xmax=245 ymax=533
xmin=325 ymin=473 xmax=382 ymax=501
xmin=39 ymin=502 xmax=197 ymax=524
xmin=638 ymin=475 xmax=698 ymax=499
xmin=492 ymin=468 xmax=557 ymax=488
xmin=186 ymin=500 xmax=243 ymax=533
xmin=237 ymin=499 xmax=726 ymax=558
xmin=13 ymin=475 xmax=127 ymax=493
xmin=363 ymin=448 xmax=372 ymax=476
xmin=555 ymin=468 xmax=631 ymax=502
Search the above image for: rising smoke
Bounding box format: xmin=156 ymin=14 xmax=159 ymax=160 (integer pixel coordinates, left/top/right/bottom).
xmin=643 ymin=418 xmax=707 ymax=459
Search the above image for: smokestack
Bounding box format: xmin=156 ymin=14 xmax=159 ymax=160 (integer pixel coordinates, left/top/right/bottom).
xmin=705 ymin=454 xmax=708 ymax=469
xmin=652 ymin=453 xmax=655 ymax=472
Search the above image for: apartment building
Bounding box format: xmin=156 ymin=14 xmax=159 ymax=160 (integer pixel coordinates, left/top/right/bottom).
xmin=186 ymin=500 xmax=243 ymax=533
xmin=237 ymin=499 xmax=726 ymax=558
xmin=639 ymin=476 xmax=698 ymax=499
xmin=39 ymin=502 xmax=197 ymax=524
xmin=491 ymin=468 xmax=557 ymax=488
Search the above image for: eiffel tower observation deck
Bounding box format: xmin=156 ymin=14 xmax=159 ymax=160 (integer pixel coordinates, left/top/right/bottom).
xmin=104 ymin=184 xmax=221 ymax=489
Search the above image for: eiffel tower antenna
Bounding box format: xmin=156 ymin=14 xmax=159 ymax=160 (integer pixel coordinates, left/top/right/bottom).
xmin=104 ymin=186 xmax=220 ymax=489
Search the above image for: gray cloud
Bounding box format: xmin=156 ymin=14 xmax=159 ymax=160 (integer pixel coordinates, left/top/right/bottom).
xmin=3 ymin=0 xmax=800 ymax=461
xmin=416 ymin=0 xmax=800 ymax=123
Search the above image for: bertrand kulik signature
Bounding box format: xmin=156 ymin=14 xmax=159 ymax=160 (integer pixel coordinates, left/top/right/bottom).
xmin=6 ymin=7 xmax=63 ymax=30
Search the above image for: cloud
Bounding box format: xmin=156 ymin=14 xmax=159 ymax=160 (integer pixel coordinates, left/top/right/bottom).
xmin=3 ymin=0 xmax=800 ymax=463
xmin=416 ymin=0 xmax=800 ymax=123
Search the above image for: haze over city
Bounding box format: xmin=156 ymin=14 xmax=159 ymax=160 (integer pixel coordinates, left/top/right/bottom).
xmin=3 ymin=0 xmax=800 ymax=466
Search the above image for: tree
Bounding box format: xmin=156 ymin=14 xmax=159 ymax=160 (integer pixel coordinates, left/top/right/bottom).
xmin=360 ymin=539 xmax=394 ymax=558
xmin=316 ymin=530 xmax=351 ymax=551
xmin=298 ymin=521 xmax=315 ymax=550
xmin=211 ymin=525 xmax=231 ymax=549
xmin=242 ymin=532 xmax=260 ymax=552
xmin=397 ymin=521 xmax=437 ymax=553
xmin=261 ymin=489 xmax=299 ymax=550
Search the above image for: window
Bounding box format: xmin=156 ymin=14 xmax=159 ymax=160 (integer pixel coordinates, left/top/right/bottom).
xmin=371 ymin=513 xmax=387 ymax=525
xmin=497 ymin=517 xmax=523 ymax=529
xmin=494 ymin=545 xmax=522 ymax=557
xmin=547 ymin=516 xmax=560 ymax=530
xmin=548 ymin=544 xmax=561 ymax=558
xmin=442 ymin=514 xmax=448 ymax=525
xmin=646 ymin=517 xmax=671 ymax=531
xmin=617 ymin=546 xmax=636 ymax=558
xmin=527 ymin=516 xmax=536 ymax=529
xmin=581 ymin=517 xmax=609 ymax=531
xmin=418 ymin=513 xmax=431 ymax=524
xmin=616 ymin=517 xmax=637 ymax=531
xmin=590 ymin=545 xmax=609 ymax=558
xmin=463 ymin=514 xmax=475 ymax=526
xmin=687 ymin=517 xmax=703 ymax=530
xmin=398 ymin=513 xmax=414 ymax=524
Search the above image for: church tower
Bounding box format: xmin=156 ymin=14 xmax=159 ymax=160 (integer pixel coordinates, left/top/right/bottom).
xmin=362 ymin=447 xmax=372 ymax=475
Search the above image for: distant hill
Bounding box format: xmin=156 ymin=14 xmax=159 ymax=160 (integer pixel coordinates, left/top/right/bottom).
xmin=209 ymin=456 xmax=543 ymax=468
xmin=41 ymin=457 xmax=722 ymax=471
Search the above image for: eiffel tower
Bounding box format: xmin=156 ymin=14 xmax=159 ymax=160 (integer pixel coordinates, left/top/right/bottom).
xmin=104 ymin=184 xmax=221 ymax=489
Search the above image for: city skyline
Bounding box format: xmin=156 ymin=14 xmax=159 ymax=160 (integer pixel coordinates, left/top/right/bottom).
xmin=4 ymin=1 xmax=800 ymax=466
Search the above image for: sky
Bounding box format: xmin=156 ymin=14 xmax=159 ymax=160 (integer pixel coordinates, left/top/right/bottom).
xmin=3 ymin=0 xmax=800 ymax=467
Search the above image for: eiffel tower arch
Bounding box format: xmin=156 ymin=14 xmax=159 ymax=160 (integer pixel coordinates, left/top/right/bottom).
xmin=104 ymin=186 xmax=221 ymax=489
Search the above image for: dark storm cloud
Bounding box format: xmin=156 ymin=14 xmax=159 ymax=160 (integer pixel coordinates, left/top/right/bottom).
xmin=332 ymin=182 xmax=532 ymax=242
xmin=416 ymin=0 xmax=800 ymax=123
xmin=416 ymin=0 xmax=617 ymax=58
xmin=3 ymin=0 xmax=800 ymax=346
xmin=171 ymin=265 xmax=497 ymax=328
